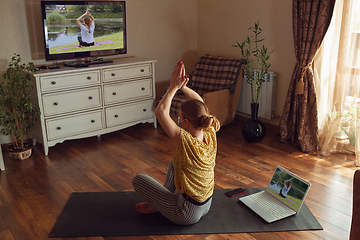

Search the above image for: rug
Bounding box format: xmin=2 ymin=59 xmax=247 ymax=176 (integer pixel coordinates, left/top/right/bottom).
xmin=49 ymin=188 xmax=322 ymax=238
xmin=55 ymin=40 xmax=115 ymax=51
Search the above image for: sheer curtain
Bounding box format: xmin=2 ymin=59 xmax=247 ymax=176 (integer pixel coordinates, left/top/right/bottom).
xmin=315 ymin=0 xmax=360 ymax=165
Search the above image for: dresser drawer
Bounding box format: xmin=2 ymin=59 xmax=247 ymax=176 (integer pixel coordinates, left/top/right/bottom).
xmin=103 ymin=64 xmax=151 ymax=82
xmin=106 ymin=101 xmax=153 ymax=127
xmin=46 ymin=110 xmax=103 ymax=140
xmin=42 ymin=87 xmax=102 ymax=116
xmin=40 ymin=70 xmax=100 ymax=92
xmin=104 ymin=78 xmax=152 ymax=105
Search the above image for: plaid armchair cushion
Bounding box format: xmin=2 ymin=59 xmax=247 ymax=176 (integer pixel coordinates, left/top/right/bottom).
xmin=170 ymin=54 xmax=243 ymax=116
xmin=190 ymin=54 xmax=243 ymax=95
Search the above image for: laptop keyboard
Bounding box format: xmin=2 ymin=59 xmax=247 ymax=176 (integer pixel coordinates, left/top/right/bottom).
xmin=248 ymin=192 xmax=292 ymax=219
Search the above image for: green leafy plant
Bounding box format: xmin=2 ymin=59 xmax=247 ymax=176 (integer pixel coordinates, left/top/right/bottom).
xmin=46 ymin=12 xmax=67 ymax=24
xmin=232 ymin=21 xmax=275 ymax=104
xmin=0 ymin=53 xmax=40 ymax=150
xmin=340 ymin=106 xmax=360 ymax=146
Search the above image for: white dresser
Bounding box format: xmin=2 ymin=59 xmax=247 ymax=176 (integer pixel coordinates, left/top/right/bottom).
xmin=31 ymin=57 xmax=157 ymax=155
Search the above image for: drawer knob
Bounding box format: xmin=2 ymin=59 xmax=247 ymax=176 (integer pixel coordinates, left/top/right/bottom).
xmin=91 ymin=120 xmax=95 ymax=123
xmin=115 ymin=114 xmax=118 ymax=118
xmin=51 ymin=81 xmax=56 ymax=85
xmin=111 ymin=73 xmax=115 ymax=77
xmin=57 ymin=127 xmax=61 ymax=130
xmin=141 ymin=87 xmax=145 ymax=91
xmin=141 ymin=69 xmax=145 ymax=72
xmin=89 ymin=96 xmax=93 ymax=100
xmin=87 ymin=76 xmax=91 ymax=80
xmin=143 ymin=109 xmax=147 ymax=112
xmin=113 ymin=92 xmax=117 ymax=95
xmin=54 ymin=102 xmax=58 ymax=106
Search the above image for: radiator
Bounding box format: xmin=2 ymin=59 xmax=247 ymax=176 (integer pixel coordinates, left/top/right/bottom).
xmin=237 ymin=71 xmax=277 ymax=120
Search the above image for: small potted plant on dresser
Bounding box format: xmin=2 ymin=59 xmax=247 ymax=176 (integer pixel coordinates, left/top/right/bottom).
xmin=0 ymin=53 xmax=40 ymax=160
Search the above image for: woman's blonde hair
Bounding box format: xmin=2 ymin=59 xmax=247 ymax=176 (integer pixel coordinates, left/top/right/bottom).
xmin=84 ymin=17 xmax=91 ymax=33
xmin=180 ymin=99 xmax=220 ymax=131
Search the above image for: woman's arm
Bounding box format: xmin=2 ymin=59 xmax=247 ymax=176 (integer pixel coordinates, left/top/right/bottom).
xmin=180 ymin=85 xmax=203 ymax=103
xmin=76 ymin=11 xmax=87 ymax=28
xmin=178 ymin=64 xmax=203 ymax=102
xmin=155 ymin=62 xmax=188 ymax=145
xmin=87 ymin=11 xmax=95 ymax=26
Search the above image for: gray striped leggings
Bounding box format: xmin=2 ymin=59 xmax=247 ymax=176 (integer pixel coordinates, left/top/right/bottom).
xmin=132 ymin=161 xmax=212 ymax=225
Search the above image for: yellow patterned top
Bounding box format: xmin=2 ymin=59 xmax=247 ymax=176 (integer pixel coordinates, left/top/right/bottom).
xmin=173 ymin=127 xmax=217 ymax=201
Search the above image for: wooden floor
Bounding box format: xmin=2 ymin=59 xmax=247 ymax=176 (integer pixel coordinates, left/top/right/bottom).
xmin=0 ymin=117 xmax=357 ymax=240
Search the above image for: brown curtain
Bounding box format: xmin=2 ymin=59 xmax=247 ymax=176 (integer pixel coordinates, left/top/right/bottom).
xmin=279 ymin=0 xmax=336 ymax=152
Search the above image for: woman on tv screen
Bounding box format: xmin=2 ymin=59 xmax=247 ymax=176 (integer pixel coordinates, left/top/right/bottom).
xmin=76 ymin=10 xmax=95 ymax=47
xmin=41 ymin=1 xmax=127 ymax=61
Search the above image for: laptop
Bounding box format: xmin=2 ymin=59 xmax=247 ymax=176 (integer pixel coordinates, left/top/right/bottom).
xmin=239 ymin=165 xmax=311 ymax=223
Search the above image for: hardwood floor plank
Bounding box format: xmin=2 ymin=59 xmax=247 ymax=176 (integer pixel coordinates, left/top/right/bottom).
xmin=275 ymin=231 xmax=323 ymax=240
xmin=100 ymin=169 xmax=135 ymax=191
xmin=313 ymin=218 xmax=350 ymax=240
xmin=8 ymin=199 xmax=48 ymax=240
xmin=0 ymin=229 xmax=15 ymax=240
xmin=0 ymin=205 xmax=26 ymax=240
xmin=246 ymin=232 xmax=286 ymax=240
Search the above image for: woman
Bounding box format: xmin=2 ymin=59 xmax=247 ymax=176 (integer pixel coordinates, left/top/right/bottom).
xmin=279 ymin=179 xmax=292 ymax=198
xmin=76 ymin=10 xmax=95 ymax=47
xmin=132 ymin=61 xmax=220 ymax=225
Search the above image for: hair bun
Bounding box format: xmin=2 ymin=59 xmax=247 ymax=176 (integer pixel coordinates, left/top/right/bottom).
xmin=179 ymin=99 xmax=220 ymax=131
xmin=201 ymin=114 xmax=220 ymax=131
xmin=200 ymin=115 xmax=214 ymax=128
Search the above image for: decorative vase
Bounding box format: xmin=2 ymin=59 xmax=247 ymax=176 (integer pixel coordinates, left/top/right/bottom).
xmin=7 ymin=143 xmax=33 ymax=160
xmin=242 ymin=103 xmax=266 ymax=142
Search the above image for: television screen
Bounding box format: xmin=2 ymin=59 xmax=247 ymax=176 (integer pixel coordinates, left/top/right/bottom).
xmin=41 ymin=1 xmax=126 ymax=61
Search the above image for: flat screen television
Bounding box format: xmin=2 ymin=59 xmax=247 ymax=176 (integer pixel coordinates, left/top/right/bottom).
xmin=40 ymin=0 xmax=126 ymax=63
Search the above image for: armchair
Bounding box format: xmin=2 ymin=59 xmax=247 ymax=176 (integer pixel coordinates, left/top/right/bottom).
xmin=170 ymin=54 xmax=243 ymax=126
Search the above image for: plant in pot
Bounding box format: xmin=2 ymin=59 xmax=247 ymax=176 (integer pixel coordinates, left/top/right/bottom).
xmin=0 ymin=53 xmax=40 ymax=160
xmin=232 ymin=21 xmax=275 ymax=142
xmin=340 ymin=106 xmax=360 ymax=146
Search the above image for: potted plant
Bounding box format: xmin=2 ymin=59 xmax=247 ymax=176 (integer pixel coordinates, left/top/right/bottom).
xmin=232 ymin=21 xmax=275 ymax=142
xmin=340 ymin=106 xmax=360 ymax=146
xmin=0 ymin=53 xmax=40 ymax=160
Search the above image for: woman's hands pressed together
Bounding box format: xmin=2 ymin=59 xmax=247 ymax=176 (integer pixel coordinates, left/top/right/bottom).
xmin=170 ymin=61 xmax=189 ymax=90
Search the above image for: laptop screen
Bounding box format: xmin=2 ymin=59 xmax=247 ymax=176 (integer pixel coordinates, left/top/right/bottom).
xmin=266 ymin=166 xmax=311 ymax=212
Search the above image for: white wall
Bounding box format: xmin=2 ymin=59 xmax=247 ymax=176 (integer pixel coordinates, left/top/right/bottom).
xmin=197 ymin=0 xmax=295 ymax=124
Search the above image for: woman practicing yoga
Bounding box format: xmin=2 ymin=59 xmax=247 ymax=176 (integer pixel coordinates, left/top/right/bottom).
xmin=76 ymin=10 xmax=95 ymax=47
xmin=279 ymin=179 xmax=292 ymax=198
xmin=132 ymin=61 xmax=220 ymax=225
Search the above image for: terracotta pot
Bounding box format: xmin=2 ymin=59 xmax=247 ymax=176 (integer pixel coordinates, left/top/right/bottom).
xmin=7 ymin=143 xmax=33 ymax=160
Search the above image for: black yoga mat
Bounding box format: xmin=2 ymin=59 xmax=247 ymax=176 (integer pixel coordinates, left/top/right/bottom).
xmin=49 ymin=188 xmax=322 ymax=238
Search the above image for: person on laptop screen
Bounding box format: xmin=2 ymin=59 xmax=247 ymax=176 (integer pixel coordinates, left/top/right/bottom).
xmin=132 ymin=61 xmax=220 ymax=225
xmin=240 ymin=166 xmax=311 ymax=223
xmin=279 ymin=178 xmax=292 ymax=198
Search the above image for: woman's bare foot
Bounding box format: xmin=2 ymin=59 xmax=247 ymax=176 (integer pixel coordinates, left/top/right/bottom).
xmin=135 ymin=202 xmax=158 ymax=214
